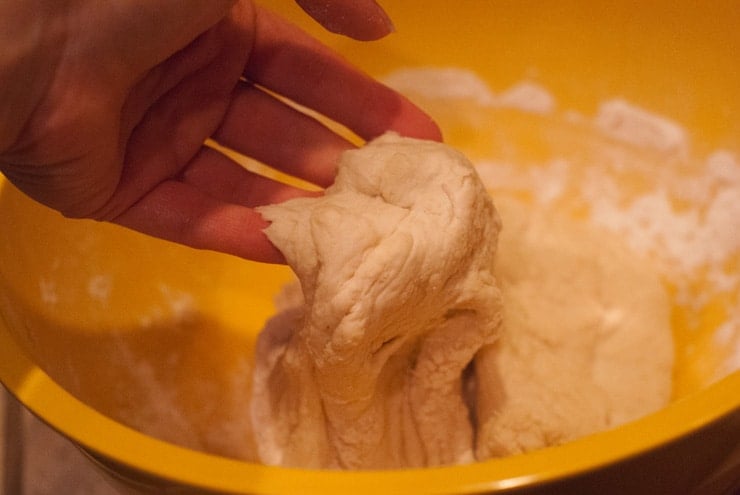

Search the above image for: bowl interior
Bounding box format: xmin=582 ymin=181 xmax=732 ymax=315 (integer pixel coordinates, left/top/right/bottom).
xmin=1 ymin=1 xmax=739 ymax=493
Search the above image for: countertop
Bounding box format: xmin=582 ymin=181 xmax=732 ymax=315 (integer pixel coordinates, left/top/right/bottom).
xmin=1 ymin=386 xmax=117 ymax=495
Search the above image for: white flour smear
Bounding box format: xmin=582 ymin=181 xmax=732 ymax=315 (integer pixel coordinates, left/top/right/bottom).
xmin=383 ymin=67 xmax=740 ymax=378
xmin=383 ymin=67 xmax=555 ymax=113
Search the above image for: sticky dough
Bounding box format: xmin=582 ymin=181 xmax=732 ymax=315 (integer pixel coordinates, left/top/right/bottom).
xmin=251 ymin=132 xmax=673 ymax=469
xmin=253 ymin=133 xmax=503 ymax=469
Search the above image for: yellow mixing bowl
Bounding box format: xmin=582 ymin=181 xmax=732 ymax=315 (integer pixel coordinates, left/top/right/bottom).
xmin=2 ymin=1 xmax=739 ymax=494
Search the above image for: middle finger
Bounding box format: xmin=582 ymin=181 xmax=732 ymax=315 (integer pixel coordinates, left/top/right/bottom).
xmin=211 ymin=81 xmax=354 ymax=188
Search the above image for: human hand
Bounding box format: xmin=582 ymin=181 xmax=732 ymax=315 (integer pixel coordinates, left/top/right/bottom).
xmin=0 ymin=0 xmax=441 ymax=263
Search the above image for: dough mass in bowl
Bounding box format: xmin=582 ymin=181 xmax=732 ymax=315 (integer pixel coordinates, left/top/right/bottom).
xmin=252 ymin=133 xmax=673 ymax=469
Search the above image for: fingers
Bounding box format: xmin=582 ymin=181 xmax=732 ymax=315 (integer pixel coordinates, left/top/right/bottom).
xmin=98 ymin=15 xmax=250 ymax=222
xmin=294 ymin=0 xmax=394 ymax=41
xmin=246 ymin=6 xmax=442 ymax=143
xmin=114 ymin=0 xmax=242 ymax=79
xmin=111 ymin=3 xmax=443 ymax=265
xmin=112 ymin=177 xmax=287 ymax=264
xmin=212 ymin=82 xmax=353 ymax=188
xmin=120 ymin=14 xmax=250 ymax=145
xmin=180 ymin=146 xmax=317 ymax=207
xmin=113 ymin=146 xmax=319 ymax=263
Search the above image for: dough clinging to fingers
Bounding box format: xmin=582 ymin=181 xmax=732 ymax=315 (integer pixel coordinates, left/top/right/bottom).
xmin=252 ymin=132 xmax=503 ymax=469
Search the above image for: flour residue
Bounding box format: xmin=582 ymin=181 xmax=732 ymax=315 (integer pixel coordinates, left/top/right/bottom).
xmin=383 ymin=67 xmax=496 ymax=105
xmin=497 ymin=81 xmax=556 ymax=114
xmin=87 ymin=274 xmax=112 ymax=303
xmin=594 ymin=99 xmax=689 ymax=156
xmin=383 ymin=67 xmax=740 ymax=377
xmin=138 ymin=285 xmax=197 ymax=328
xmin=39 ymin=279 xmax=58 ymax=305
xmin=382 ymin=68 xmax=555 ymax=113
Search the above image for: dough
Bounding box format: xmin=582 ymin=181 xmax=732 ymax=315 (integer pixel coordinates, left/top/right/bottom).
xmin=253 ymin=133 xmax=504 ymax=469
xmin=474 ymin=198 xmax=674 ymax=458
xmin=250 ymin=133 xmax=674 ymax=469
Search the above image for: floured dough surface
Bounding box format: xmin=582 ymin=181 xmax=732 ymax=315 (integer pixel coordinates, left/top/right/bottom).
xmin=253 ymin=132 xmax=503 ymax=469
xmin=475 ymin=198 xmax=674 ymax=458
xmin=250 ymin=133 xmax=674 ymax=469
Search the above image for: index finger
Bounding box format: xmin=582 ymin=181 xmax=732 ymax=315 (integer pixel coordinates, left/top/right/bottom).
xmin=244 ymin=6 xmax=442 ymax=143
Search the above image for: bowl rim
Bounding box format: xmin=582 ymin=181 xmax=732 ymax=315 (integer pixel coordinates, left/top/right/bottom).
xmin=2 ymin=300 xmax=740 ymax=494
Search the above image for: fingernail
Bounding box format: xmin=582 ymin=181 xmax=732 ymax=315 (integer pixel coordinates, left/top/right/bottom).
xmin=373 ymin=1 xmax=395 ymax=36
